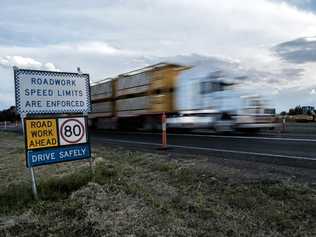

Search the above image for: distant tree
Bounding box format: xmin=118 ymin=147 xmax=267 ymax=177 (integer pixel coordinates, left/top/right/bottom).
xmin=0 ymin=106 xmax=19 ymax=122
xmin=288 ymin=108 xmax=295 ymax=115
xmin=280 ymin=111 xmax=287 ymax=116
xmin=294 ymin=106 xmax=303 ymax=115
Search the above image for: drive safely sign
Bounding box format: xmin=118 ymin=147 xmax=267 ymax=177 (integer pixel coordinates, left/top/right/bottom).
xmin=27 ymin=144 xmax=90 ymax=167
xmin=24 ymin=116 xmax=90 ymax=167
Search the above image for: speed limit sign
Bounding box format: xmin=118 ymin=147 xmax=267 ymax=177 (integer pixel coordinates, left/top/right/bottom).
xmin=58 ymin=117 xmax=87 ymax=146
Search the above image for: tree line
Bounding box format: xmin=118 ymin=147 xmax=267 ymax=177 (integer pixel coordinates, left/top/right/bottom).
xmin=0 ymin=106 xmax=19 ymax=122
xmin=280 ymin=106 xmax=315 ymax=116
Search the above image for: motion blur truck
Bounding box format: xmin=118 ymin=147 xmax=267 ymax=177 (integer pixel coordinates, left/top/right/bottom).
xmin=89 ymin=63 xmax=187 ymax=129
xmin=89 ymin=62 xmax=276 ymax=132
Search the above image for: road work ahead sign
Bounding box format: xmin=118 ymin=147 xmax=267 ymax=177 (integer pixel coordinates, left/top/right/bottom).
xmin=14 ymin=69 xmax=91 ymax=114
xmin=26 ymin=118 xmax=58 ymax=149
xmin=24 ymin=116 xmax=90 ymax=167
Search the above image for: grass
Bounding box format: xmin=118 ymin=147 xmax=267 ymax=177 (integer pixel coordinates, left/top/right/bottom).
xmin=0 ymin=132 xmax=316 ymax=236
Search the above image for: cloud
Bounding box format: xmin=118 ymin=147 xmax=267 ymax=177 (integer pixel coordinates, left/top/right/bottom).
xmin=50 ymin=41 xmax=133 ymax=56
xmin=1 ymin=0 xmax=316 ymax=110
xmin=274 ymin=36 xmax=316 ymax=63
xmin=0 ymin=56 xmax=59 ymax=71
xmin=271 ymin=0 xmax=316 ymax=13
xmin=1 ymin=0 xmax=316 ymax=56
xmin=310 ymin=89 xmax=316 ymax=95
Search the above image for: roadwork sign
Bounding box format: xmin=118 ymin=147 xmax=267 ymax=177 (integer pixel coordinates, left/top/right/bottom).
xmin=14 ymin=69 xmax=91 ymax=114
xmin=26 ymin=118 xmax=58 ymax=149
xmin=24 ymin=116 xmax=90 ymax=167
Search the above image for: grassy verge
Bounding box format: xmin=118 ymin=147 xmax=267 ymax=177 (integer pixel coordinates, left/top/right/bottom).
xmin=0 ymin=132 xmax=315 ymax=236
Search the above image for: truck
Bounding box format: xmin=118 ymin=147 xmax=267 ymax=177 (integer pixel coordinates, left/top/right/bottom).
xmin=89 ymin=62 xmax=276 ymax=132
xmin=167 ymin=62 xmax=276 ymax=132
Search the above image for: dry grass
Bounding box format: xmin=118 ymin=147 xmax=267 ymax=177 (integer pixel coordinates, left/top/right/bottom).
xmin=0 ymin=132 xmax=315 ymax=236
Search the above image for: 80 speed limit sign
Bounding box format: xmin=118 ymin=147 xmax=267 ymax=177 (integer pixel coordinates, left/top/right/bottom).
xmin=58 ymin=117 xmax=87 ymax=146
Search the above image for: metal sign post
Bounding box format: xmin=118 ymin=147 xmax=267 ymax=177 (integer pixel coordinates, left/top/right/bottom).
xmin=29 ymin=165 xmax=39 ymax=200
xmin=83 ymin=112 xmax=94 ymax=178
xmin=21 ymin=114 xmax=38 ymax=200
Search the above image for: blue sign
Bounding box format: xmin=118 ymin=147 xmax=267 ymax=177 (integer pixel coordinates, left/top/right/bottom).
xmin=26 ymin=143 xmax=90 ymax=167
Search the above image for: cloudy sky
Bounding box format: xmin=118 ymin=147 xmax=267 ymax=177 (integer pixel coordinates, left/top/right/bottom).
xmin=1 ymin=0 xmax=316 ymax=112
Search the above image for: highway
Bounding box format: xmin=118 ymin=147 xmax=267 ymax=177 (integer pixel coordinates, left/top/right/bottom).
xmin=91 ymin=128 xmax=316 ymax=168
xmin=2 ymin=122 xmax=316 ymax=168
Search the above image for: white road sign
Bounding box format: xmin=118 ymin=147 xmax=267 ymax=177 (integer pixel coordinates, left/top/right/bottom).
xmin=58 ymin=117 xmax=87 ymax=146
xmin=14 ymin=69 xmax=91 ymax=114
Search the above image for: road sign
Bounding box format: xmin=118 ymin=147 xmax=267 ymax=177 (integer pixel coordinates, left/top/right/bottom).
xmin=24 ymin=116 xmax=90 ymax=167
xmin=14 ymin=69 xmax=91 ymax=114
xmin=14 ymin=68 xmax=93 ymax=199
xmin=58 ymin=117 xmax=87 ymax=146
xmin=25 ymin=118 xmax=58 ymax=149
xmin=26 ymin=144 xmax=90 ymax=167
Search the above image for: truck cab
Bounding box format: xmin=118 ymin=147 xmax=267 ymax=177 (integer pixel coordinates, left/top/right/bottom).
xmin=168 ymin=63 xmax=276 ymax=133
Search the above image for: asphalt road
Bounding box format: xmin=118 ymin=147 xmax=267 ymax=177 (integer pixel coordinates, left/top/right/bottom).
xmin=2 ymin=122 xmax=316 ymax=168
xmin=91 ymin=129 xmax=316 ymax=168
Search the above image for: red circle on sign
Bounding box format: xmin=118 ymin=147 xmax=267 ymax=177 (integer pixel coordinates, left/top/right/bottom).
xmin=60 ymin=118 xmax=85 ymax=144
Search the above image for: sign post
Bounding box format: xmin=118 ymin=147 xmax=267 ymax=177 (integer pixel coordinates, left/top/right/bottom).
xmin=20 ymin=112 xmax=39 ymax=200
xmin=29 ymin=162 xmax=39 ymax=200
xmin=83 ymin=111 xmax=94 ymax=178
xmin=14 ymin=67 xmax=92 ymax=199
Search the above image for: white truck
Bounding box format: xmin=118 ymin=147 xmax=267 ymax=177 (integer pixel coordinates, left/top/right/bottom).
xmin=167 ymin=62 xmax=276 ymax=132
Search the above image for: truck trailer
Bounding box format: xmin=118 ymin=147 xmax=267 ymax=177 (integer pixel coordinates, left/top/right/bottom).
xmin=89 ymin=62 xmax=276 ymax=132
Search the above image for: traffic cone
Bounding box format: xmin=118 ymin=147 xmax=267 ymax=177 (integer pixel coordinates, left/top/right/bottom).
xmin=161 ymin=112 xmax=167 ymax=150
